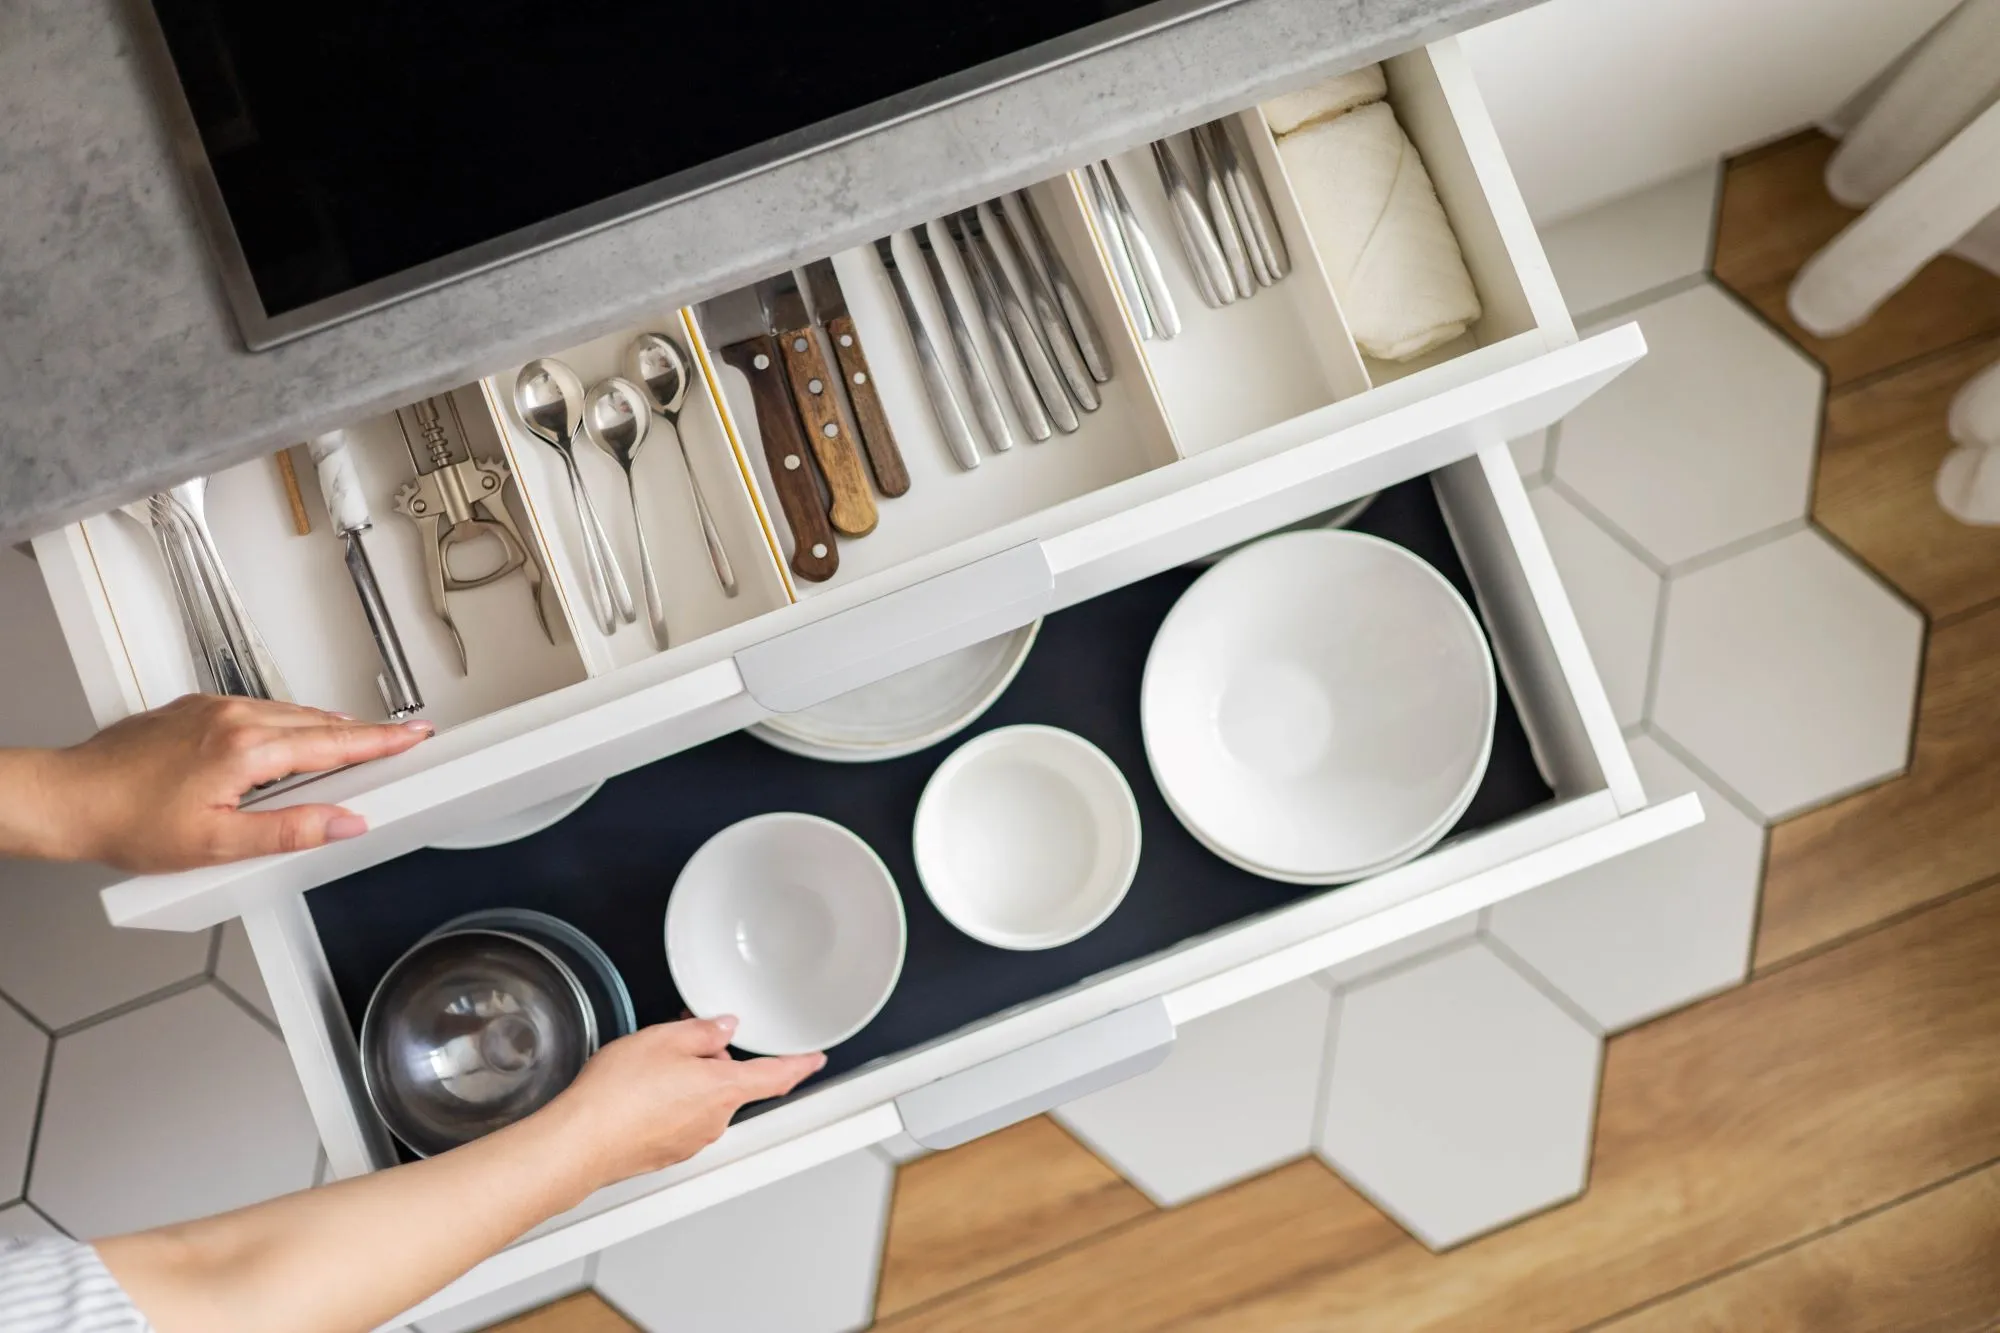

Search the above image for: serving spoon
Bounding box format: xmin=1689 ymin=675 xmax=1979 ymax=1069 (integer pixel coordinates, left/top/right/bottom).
xmin=626 ymin=333 xmax=737 ymax=597
xmin=583 ymin=376 xmax=671 ymax=650
xmin=514 ymin=358 xmax=634 ymax=635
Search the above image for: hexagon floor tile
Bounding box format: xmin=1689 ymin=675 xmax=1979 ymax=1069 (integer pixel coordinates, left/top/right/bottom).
xmin=0 ymin=859 xmax=213 ymax=1031
xmin=32 ymin=986 xmax=319 ymax=1238
xmin=1539 ymin=164 xmax=1719 ymax=318
xmin=0 ymin=1000 xmax=46 ymax=1201
xmin=416 ymin=1259 xmax=589 ymax=1333
xmin=1487 ymin=736 xmax=1765 ymax=1032
xmin=1317 ymin=942 xmax=1600 ymax=1250
xmin=1556 ymin=283 xmax=1822 ymax=567
xmin=595 ymin=1149 xmax=892 ymax=1333
xmin=1053 ymin=979 xmax=1333 ymax=1206
xmin=1511 ymin=430 xmax=1549 ymax=480
xmin=1530 ymin=484 xmax=1664 ymax=728
xmin=1654 ymin=528 xmax=1924 ymax=821
xmin=0 ymin=1203 xmax=62 ymax=1241
xmin=0 ymin=546 xmax=99 ymax=753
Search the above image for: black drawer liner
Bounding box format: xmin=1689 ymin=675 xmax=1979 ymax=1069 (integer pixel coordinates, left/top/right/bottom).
xmin=310 ymin=477 xmax=1553 ymax=1139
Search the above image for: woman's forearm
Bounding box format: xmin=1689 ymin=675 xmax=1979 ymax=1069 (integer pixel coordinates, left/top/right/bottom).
xmin=0 ymin=748 xmax=73 ymax=859
xmin=97 ymin=1097 xmax=609 ymax=1333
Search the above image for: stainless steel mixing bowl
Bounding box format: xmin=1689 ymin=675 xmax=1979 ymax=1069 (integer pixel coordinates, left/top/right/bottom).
xmin=360 ymin=928 xmax=598 ymax=1158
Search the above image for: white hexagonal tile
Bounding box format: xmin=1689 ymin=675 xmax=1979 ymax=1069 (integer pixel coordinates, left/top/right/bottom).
xmin=33 ymin=987 xmax=319 ymax=1237
xmin=0 ymin=859 xmax=212 ymax=1030
xmin=595 ymin=1150 xmax=892 ymax=1333
xmin=1654 ymin=529 xmax=1923 ymax=821
xmin=1540 ymin=165 xmax=1719 ymax=318
xmin=1530 ymin=486 xmax=1663 ymax=728
xmin=0 ymin=1000 xmax=46 ymax=1201
xmin=0 ymin=545 xmax=99 ymax=752
xmin=1316 ymin=942 xmax=1600 ymax=1250
xmin=1318 ymin=914 xmax=1478 ymax=991
xmin=416 ymin=1259 xmax=588 ymax=1333
xmin=214 ymin=921 xmax=275 ymax=1026
xmin=1486 ymin=736 xmax=1765 ymax=1032
xmin=0 ymin=1203 xmax=63 ymax=1240
xmin=1053 ymin=979 xmax=1333 ymax=1206
xmin=1556 ymin=283 xmax=1822 ymax=567
xmin=1511 ymin=430 xmax=1549 ymax=480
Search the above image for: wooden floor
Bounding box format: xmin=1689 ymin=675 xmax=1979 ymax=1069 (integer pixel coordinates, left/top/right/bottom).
xmin=505 ymin=133 xmax=2000 ymax=1333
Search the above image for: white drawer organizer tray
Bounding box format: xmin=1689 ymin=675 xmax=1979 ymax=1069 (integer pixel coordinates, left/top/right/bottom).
xmin=29 ymin=39 xmax=1698 ymax=1318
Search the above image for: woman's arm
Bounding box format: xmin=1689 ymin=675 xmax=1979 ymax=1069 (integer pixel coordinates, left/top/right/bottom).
xmin=97 ymin=1016 xmax=822 ymax=1333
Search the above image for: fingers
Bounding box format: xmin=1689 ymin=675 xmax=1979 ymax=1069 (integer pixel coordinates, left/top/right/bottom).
xmin=238 ymin=719 xmax=434 ymax=784
xmin=729 ymin=1052 xmax=827 ymax=1103
xmin=654 ymin=1015 xmax=740 ymax=1057
xmin=202 ymin=803 xmax=369 ymax=863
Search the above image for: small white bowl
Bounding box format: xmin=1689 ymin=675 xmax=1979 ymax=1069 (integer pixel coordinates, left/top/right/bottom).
xmin=913 ymin=725 xmax=1142 ymax=950
xmin=665 ymin=814 xmax=906 ymax=1055
xmin=1143 ymin=531 xmax=1495 ymax=881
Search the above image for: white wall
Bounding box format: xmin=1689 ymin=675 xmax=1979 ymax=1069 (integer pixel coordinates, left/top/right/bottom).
xmin=1460 ymin=0 xmax=1960 ymax=223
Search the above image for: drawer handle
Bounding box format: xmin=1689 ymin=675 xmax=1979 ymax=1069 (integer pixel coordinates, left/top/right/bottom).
xmin=734 ymin=542 xmax=1055 ymax=713
xmin=894 ymin=1000 xmax=1175 ymax=1150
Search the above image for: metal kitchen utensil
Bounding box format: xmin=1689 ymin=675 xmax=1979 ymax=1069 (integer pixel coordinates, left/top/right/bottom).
xmin=1101 ymin=160 xmax=1182 ymax=338
xmin=626 ymin=332 xmax=738 ymax=598
xmin=307 ymin=432 xmax=424 ymax=718
xmin=582 ymin=376 xmax=671 ymax=650
xmin=1152 ymin=139 xmax=1233 ymax=308
xmin=116 ymin=497 xmax=245 ymax=696
xmin=874 ymin=234 xmax=981 ymax=470
xmin=1202 ymin=120 xmax=1289 ymax=285
xmin=1013 ymin=191 xmax=1112 ymax=384
xmin=946 ymin=212 xmax=1053 ymax=443
xmin=1081 ymin=163 xmax=1156 ymax=341
xmin=1190 ymin=127 xmax=1255 ymax=299
xmin=913 ymin=223 xmax=1013 ymax=454
xmin=962 ymin=207 xmax=1080 ymax=434
xmin=394 ymin=393 xmax=556 ymax=673
xmin=165 ymin=477 xmax=291 ymax=700
xmin=765 ymin=272 xmax=877 ymax=537
xmin=700 ymin=287 xmax=839 ymax=583
xmin=513 ymin=359 xmax=635 ymax=633
xmin=990 ymin=198 xmax=1099 ymax=413
xmin=800 ymin=259 xmax=910 ymax=498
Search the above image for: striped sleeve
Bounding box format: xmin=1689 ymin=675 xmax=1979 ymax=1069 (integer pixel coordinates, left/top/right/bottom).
xmin=0 ymin=1239 xmax=152 ymax=1333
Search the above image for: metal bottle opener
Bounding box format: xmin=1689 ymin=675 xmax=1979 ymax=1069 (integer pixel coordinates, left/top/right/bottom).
xmin=392 ymin=394 xmax=556 ymax=672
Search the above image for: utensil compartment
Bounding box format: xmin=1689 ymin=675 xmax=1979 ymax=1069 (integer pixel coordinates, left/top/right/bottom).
xmin=57 ymin=391 xmax=588 ymax=733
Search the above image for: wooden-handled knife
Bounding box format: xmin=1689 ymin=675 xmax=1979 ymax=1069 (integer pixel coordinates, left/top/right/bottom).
xmin=767 ymin=271 xmax=879 ymax=535
xmin=803 ymin=258 xmax=912 ymax=498
xmin=700 ymin=288 xmax=839 ymax=583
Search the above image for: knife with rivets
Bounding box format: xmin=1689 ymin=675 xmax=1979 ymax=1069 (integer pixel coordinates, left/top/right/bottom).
xmin=767 ymin=270 xmax=878 ymax=536
xmin=802 ymin=258 xmax=911 ymax=498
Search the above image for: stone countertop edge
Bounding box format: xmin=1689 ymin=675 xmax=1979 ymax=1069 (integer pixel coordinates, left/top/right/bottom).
xmin=0 ymin=0 xmax=1537 ymax=545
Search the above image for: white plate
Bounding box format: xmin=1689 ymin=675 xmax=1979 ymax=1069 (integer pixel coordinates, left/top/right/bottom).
xmin=913 ymin=725 xmax=1142 ymax=951
xmin=1191 ymin=492 xmax=1378 ymax=567
xmin=428 ymin=782 xmax=605 ymax=851
xmin=1143 ymin=531 xmax=1495 ymax=880
xmin=665 ymin=813 xmax=906 ymax=1055
xmin=751 ymin=621 xmax=1041 ymax=762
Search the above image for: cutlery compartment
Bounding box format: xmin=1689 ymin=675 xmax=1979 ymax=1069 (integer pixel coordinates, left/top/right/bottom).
xmin=477 ymin=310 xmax=792 ymax=675
xmin=49 ymin=392 xmax=588 ymax=732
xmin=704 ymin=181 xmax=1181 ymax=599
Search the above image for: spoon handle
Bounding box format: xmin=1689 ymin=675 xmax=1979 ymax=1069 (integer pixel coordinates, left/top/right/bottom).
xmin=575 ymin=449 xmax=637 ymax=624
xmin=626 ymin=477 xmax=670 ymax=650
xmin=666 ymin=418 xmax=738 ymax=597
xmin=559 ymin=448 xmax=618 ymax=634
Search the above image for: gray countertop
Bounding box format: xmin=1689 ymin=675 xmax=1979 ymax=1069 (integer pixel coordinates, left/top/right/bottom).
xmin=0 ymin=0 xmax=1533 ymax=545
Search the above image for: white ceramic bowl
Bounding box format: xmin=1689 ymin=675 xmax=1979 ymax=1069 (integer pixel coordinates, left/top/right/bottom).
xmin=429 ymin=782 xmax=604 ymax=851
xmin=1142 ymin=531 xmax=1495 ymax=881
xmin=913 ymin=725 xmax=1142 ymax=950
xmin=665 ymin=814 xmax=906 ymax=1055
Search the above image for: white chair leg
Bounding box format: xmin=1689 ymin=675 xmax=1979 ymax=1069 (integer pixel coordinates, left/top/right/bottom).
xmin=1788 ymin=100 xmax=2000 ymax=337
xmin=1938 ymin=356 xmax=2000 ymax=526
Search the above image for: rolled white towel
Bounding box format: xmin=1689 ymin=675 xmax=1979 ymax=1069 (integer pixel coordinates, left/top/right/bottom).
xmin=1262 ymin=64 xmax=1388 ymax=136
xmin=1278 ymin=101 xmax=1482 ymax=361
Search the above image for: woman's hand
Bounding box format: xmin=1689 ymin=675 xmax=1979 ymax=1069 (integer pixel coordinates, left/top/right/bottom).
xmin=12 ymin=694 xmax=433 ymax=871
xmin=544 ymin=1016 xmax=826 ymax=1191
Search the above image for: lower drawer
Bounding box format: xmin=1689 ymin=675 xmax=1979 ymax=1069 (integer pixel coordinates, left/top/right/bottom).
xmin=243 ymin=446 xmax=1699 ymax=1322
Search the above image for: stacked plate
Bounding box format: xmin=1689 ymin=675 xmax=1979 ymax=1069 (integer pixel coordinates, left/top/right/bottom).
xmin=1142 ymin=530 xmax=1496 ymax=884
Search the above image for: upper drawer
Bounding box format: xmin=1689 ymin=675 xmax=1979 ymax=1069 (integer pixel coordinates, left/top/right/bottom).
xmin=30 ymin=38 xmax=1645 ymax=932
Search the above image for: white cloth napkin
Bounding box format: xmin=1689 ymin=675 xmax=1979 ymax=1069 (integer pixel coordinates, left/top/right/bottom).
xmin=1939 ymin=355 xmax=2000 ymax=525
xmin=1261 ymin=64 xmax=1388 ymax=136
xmin=1277 ymin=101 xmax=1483 ymax=361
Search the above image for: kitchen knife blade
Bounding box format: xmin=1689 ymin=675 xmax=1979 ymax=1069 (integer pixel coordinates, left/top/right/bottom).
xmin=700 ymin=288 xmax=839 ymax=583
xmin=766 ymin=272 xmax=877 ymax=536
xmin=803 ymin=258 xmax=911 ymax=497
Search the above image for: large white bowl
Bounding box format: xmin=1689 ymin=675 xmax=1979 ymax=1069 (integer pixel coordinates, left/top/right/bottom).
xmin=665 ymin=814 xmax=906 ymax=1055
xmin=913 ymin=725 xmax=1142 ymax=950
xmin=1142 ymin=531 xmax=1496 ymax=881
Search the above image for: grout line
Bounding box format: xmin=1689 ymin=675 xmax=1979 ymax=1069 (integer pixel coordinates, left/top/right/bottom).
xmin=203 ymin=925 xmax=223 ymax=977
xmin=1752 ymin=869 xmax=2000 ymax=981
xmin=1538 ymin=419 xmax=1562 ymax=487
xmin=1802 ymin=515 xmax=1928 ymax=628
xmin=1936 ymin=592 xmax=2000 ymax=630
xmin=21 ymin=1199 xmax=69 ymax=1240
xmin=52 ymin=973 xmax=210 ymax=1039
xmin=1706 ymin=279 xmax=1828 ymax=388
xmin=1700 ymin=158 xmax=1726 ymax=276
xmin=1737 ymin=823 xmax=1773 ymax=1002
xmin=1571 ymin=1152 xmax=2000 ymax=1333
xmin=1544 ymin=473 xmax=1671 ymax=578
xmin=1664 ymin=516 xmax=1808 ymax=581
xmin=1572 ymin=270 xmax=1712 ymax=333
xmin=1322 ymin=931 xmax=1484 ymax=998
xmin=0 ymin=986 xmax=51 ymax=1039
xmin=1639 ymin=575 xmax=1673 ymax=725
xmin=1479 ymin=930 xmax=1606 ymax=1038
xmin=210 ymin=977 xmax=284 ymax=1040
xmin=17 ymin=1034 xmax=56 ymax=1204
xmin=1643 ymin=721 xmax=1770 ymax=828
xmin=1825 ymin=327 xmax=2000 ymax=401
xmin=1307 ymin=991 xmax=1343 ymax=1158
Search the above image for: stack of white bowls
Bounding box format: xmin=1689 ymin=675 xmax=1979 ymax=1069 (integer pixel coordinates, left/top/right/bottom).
xmin=1141 ymin=530 xmax=1496 ymax=884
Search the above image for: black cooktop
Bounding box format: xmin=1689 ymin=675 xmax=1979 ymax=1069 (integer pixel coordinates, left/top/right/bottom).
xmin=144 ymin=0 xmax=1236 ymax=347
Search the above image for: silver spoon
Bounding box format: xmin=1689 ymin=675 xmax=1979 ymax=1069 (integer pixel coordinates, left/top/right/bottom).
xmin=625 ymin=333 xmax=737 ymax=598
xmin=583 ymin=377 xmax=671 ymax=650
xmin=514 ymin=358 xmax=635 ymax=635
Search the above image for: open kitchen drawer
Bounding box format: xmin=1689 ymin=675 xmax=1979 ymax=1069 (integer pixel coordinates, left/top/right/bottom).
xmin=23 ymin=35 xmax=1695 ymax=1316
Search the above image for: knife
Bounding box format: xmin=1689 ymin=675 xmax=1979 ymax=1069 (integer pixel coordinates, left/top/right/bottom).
xmin=307 ymin=432 xmax=424 ymax=719
xmin=802 ymin=258 xmax=911 ymax=498
xmin=700 ymin=288 xmax=839 ymax=583
xmin=766 ymin=272 xmax=878 ymax=536
xmin=875 ymin=235 xmax=981 ymax=471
